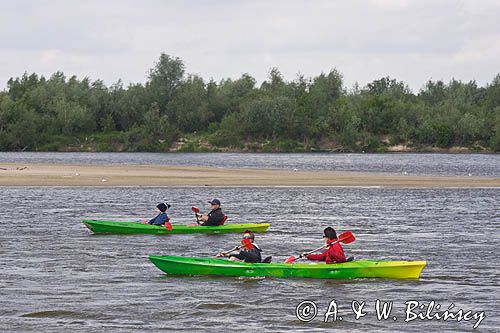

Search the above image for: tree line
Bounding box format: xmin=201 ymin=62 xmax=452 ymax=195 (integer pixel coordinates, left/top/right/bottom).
xmin=1 ymin=53 xmax=499 ymax=152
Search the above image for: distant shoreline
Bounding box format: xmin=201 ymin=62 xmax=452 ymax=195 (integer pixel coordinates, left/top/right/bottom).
xmin=2 ymin=143 xmax=495 ymax=154
xmin=1 ymin=163 xmax=498 ymax=187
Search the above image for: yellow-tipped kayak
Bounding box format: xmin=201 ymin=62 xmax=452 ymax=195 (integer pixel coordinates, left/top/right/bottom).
xmin=149 ymin=255 xmax=426 ymax=279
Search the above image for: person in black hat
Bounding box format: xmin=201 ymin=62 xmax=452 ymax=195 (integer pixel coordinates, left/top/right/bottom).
xmin=197 ymin=198 xmax=226 ymax=226
xmin=144 ymin=202 xmax=171 ymax=226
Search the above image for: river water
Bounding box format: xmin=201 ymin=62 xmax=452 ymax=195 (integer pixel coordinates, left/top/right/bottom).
xmin=0 ymin=153 xmax=499 ymax=332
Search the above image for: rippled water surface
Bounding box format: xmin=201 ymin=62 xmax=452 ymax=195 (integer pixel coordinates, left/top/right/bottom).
xmin=1 ymin=152 xmax=499 ymax=176
xmin=1 ymin=187 xmax=499 ymax=332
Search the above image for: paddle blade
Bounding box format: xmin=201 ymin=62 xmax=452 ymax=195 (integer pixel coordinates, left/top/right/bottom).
xmin=284 ymin=256 xmax=297 ymax=264
xmin=165 ymin=221 xmax=172 ymax=231
xmin=338 ymin=231 xmax=356 ymax=244
xmin=241 ymin=238 xmax=253 ymax=249
xmin=191 ymin=206 xmax=200 ymax=214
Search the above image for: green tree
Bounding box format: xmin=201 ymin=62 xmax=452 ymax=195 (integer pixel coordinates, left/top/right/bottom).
xmin=419 ymin=80 xmax=447 ymax=105
xmin=489 ymin=107 xmax=500 ymax=151
xmin=217 ymin=73 xmax=257 ymax=116
xmin=240 ymin=95 xmax=295 ymax=139
xmin=146 ymin=53 xmax=185 ymax=113
xmin=456 ymin=112 xmax=482 ymax=145
xmin=167 ymin=75 xmax=208 ymax=132
xmin=0 ymin=54 xmax=497 ymax=152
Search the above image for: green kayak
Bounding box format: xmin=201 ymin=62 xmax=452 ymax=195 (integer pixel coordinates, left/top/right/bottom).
xmin=149 ymin=255 xmax=426 ymax=279
xmin=83 ymin=220 xmax=270 ymax=235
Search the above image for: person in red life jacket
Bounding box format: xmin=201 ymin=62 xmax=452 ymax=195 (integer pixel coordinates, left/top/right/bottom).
xmin=218 ymin=235 xmax=262 ymax=263
xmin=303 ymin=227 xmax=346 ymax=264
xmin=197 ymin=198 xmax=225 ymax=226
xmin=141 ymin=202 xmax=171 ymax=226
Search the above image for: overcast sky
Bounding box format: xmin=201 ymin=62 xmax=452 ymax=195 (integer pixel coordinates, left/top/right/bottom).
xmin=1 ymin=0 xmax=499 ymax=92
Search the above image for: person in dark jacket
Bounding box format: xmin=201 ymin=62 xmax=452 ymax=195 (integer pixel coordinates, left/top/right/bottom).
xmin=302 ymin=227 xmax=346 ymax=264
xmin=143 ymin=202 xmax=170 ymax=226
xmin=218 ymin=237 xmax=262 ymax=263
xmin=198 ymin=198 xmax=225 ymax=226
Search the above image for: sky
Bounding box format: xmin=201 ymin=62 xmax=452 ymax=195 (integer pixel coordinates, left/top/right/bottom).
xmin=1 ymin=0 xmax=499 ymax=92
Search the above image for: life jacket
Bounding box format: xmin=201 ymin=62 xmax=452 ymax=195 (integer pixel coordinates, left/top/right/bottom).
xmin=307 ymin=238 xmax=346 ymax=264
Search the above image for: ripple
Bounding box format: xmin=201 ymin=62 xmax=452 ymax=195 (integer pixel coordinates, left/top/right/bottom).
xmin=20 ymin=310 xmax=112 ymax=320
xmin=195 ymin=303 xmax=244 ymax=310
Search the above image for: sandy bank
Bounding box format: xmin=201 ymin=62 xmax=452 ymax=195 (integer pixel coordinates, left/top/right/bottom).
xmin=0 ymin=163 xmax=498 ymax=187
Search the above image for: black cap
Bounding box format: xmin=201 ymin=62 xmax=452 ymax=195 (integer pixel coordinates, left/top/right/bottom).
xmin=156 ymin=202 xmax=170 ymax=212
xmin=208 ymin=198 xmax=221 ymax=205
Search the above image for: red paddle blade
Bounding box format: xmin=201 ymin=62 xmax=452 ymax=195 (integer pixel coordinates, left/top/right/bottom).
xmin=191 ymin=206 xmax=200 ymax=213
xmin=165 ymin=221 xmax=172 ymax=231
xmin=241 ymin=238 xmax=253 ymax=249
xmin=338 ymin=231 xmax=356 ymax=244
xmin=284 ymin=256 xmax=296 ymax=264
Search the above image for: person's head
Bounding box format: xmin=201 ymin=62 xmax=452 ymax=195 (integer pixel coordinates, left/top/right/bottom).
xmin=243 ymin=230 xmax=255 ymax=242
xmin=323 ymin=227 xmax=338 ymax=241
xmin=208 ymin=198 xmax=221 ymax=209
xmin=156 ymin=202 xmax=171 ymax=213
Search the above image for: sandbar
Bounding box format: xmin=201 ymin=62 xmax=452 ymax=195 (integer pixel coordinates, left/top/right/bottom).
xmin=0 ymin=163 xmax=498 ymax=187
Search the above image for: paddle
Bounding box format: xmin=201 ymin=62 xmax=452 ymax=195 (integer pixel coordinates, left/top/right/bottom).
xmin=215 ymin=245 xmax=240 ymax=257
xmin=165 ymin=220 xmax=172 ymax=231
xmin=216 ymin=237 xmax=255 ymax=258
xmin=191 ymin=206 xmax=201 ymax=225
xmin=284 ymin=231 xmax=356 ymax=264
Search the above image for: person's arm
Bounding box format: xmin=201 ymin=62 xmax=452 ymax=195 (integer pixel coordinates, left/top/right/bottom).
xmin=147 ymin=215 xmax=158 ymax=225
xmin=201 ymin=212 xmax=222 ymax=226
xmin=201 ymin=219 xmax=218 ymax=226
xmin=305 ymin=251 xmax=327 ymax=261
xmin=198 ymin=211 xmax=210 ymax=224
xmin=324 ymin=251 xmax=335 ymax=264
xmin=150 ymin=213 xmax=167 ymax=226
xmin=229 ymin=252 xmax=246 ymax=260
xmin=230 ymin=249 xmax=260 ymax=262
xmin=218 ymin=246 xmax=240 ymax=257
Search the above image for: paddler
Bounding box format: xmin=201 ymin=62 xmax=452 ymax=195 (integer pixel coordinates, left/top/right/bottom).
xmin=217 ymin=233 xmax=262 ymax=263
xmin=141 ymin=202 xmax=171 ymax=226
xmin=302 ymin=227 xmax=347 ymax=264
xmin=196 ymin=198 xmax=226 ymax=226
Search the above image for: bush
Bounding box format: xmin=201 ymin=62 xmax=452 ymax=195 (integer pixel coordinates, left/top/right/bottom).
xmin=361 ymin=135 xmax=381 ymax=152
